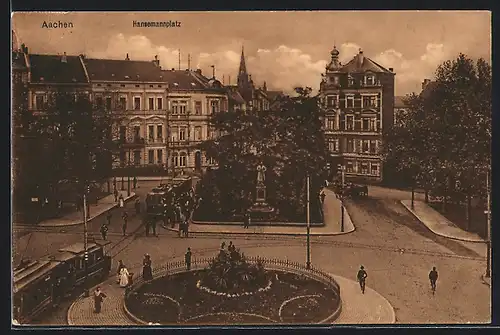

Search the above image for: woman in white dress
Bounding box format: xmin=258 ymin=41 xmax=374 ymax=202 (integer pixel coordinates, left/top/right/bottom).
xmin=119 ymin=266 xmax=130 ymax=287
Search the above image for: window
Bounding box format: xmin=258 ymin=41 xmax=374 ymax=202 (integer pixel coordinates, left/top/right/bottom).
xmin=179 ymin=128 xmax=186 ymax=141
xmin=346 ymin=161 xmax=354 ymax=173
xmin=133 ymin=126 xmax=140 ymax=141
xmin=171 ymin=127 xmax=178 ymax=141
xmin=96 ymin=96 xmax=103 ymax=107
xmin=119 ymin=126 xmax=126 ymax=141
xmin=347 ymin=139 xmax=354 ymax=153
xmin=362 ymin=119 xmax=369 ymax=131
xmin=211 ymin=100 xmax=219 ymax=114
xmin=172 ymin=100 xmax=178 ymax=114
xmin=148 ymin=150 xmax=154 ymax=164
xmin=193 ymin=101 xmax=201 ymax=115
xmin=119 ymin=97 xmax=127 ymax=109
xmin=346 ymin=115 xmax=354 ymax=130
xmin=195 ymin=126 xmax=202 ymax=140
xmin=369 ymin=119 xmax=377 ymax=131
xmin=157 ymin=125 xmax=163 ymax=141
xmin=157 ymin=98 xmax=163 ymax=110
xmin=327 ymin=95 xmax=338 ymax=108
xmin=348 ymin=75 xmax=355 ymax=87
xmin=179 ymin=152 xmax=187 ymax=167
xmin=362 ymin=140 xmax=369 ymax=153
xmin=346 ymin=95 xmax=354 ymax=108
xmin=328 ymin=139 xmax=339 ymax=152
xmin=133 ymin=151 xmax=141 ymax=165
xmin=106 ymin=97 xmax=112 ymax=110
xmin=119 ymin=151 xmax=126 ymax=166
xmin=207 ymin=156 xmax=216 ymax=165
xmin=134 ymin=97 xmax=141 ymax=110
xmin=362 ymin=95 xmax=377 ymax=108
xmin=172 ymin=152 xmax=179 ymax=167
xmin=157 ymin=149 xmax=163 ymax=164
xmin=148 ymin=125 xmax=154 ymax=141
xmin=361 ymin=162 xmax=369 ymax=174
xmin=207 ymin=127 xmax=213 ymax=139
xmin=333 ymin=76 xmax=339 ymax=85
xmin=371 ymin=163 xmax=379 ymax=176
xmin=149 ymin=97 xmax=154 ymax=110
xmin=34 ymin=95 xmax=43 ymax=109
xmin=370 ymin=140 xmax=377 ymax=154
xmin=179 ymin=102 xmax=187 ymax=115
xmin=365 ymin=75 xmax=376 ymax=86
xmin=327 ymin=117 xmax=335 ymax=130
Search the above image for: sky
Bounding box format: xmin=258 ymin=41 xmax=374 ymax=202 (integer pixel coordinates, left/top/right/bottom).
xmin=12 ymin=11 xmax=491 ymax=96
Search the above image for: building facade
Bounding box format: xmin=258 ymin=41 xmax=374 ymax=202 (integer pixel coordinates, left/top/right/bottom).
xmin=319 ymin=47 xmax=395 ymax=183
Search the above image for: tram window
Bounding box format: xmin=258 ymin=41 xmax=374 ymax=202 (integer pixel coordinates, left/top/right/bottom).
xmin=77 ymin=257 xmax=84 ymax=269
xmin=95 ymin=249 xmax=103 ymax=261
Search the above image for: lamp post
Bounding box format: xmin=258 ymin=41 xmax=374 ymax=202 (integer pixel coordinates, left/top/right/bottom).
xmin=337 ymin=164 xmax=346 ymax=233
xmin=306 ymin=174 xmax=311 ymax=269
xmin=127 ymin=149 xmax=131 ymax=197
xmin=82 ymin=185 xmax=90 ymax=297
xmin=485 ymin=168 xmax=491 ymax=278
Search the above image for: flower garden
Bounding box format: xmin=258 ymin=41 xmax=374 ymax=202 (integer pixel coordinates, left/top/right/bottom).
xmin=124 ymin=247 xmax=342 ymax=325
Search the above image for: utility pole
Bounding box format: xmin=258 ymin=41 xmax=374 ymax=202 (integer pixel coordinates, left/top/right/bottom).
xmin=83 ymin=186 xmax=90 ymax=297
xmin=339 ymin=164 xmax=345 ymax=232
xmin=486 ymin=168 xmax=491 ymax=278
xmin=306 ymin=174 xmax=311 ymax=269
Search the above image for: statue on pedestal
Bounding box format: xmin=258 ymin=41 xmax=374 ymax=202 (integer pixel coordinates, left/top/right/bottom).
xmin=255 ymin=163 xmax=267 ymax=202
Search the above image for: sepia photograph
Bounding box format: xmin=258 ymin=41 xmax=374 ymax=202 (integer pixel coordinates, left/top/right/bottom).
xmin=11 ymin=11 xmax=491 ymax=326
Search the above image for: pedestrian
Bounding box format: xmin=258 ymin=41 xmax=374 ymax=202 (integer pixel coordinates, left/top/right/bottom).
xmin=119 ymin=194 xmax=124 ymax=208
xmin=183 ymin=220 xmax=188 ymax=238
xmin=144 ymin=215 xmax=150 ymax=237
xmin=228 ymin=241 xmax=235 ymax=253
xmin=93 ymin=287 xmax=107 ymax=313
xmin=114 ymin=188 xmax=119 ymax=203
xmin=185 ymin=247 xmax=192 ymax=270
xmin=133 ymin=176 xmax=138 ymax=189
xmin=116 ymin=260 xmax=125 ymax=284
xmin=243 ymin=213 xmax=249 ymax=229
xmin=151 ymin=218 xmax=158 ymax=237
xmin=178 ymin=220 xmax=184 ymax=238
xmin=357 ymin=265 xmax=368 ymax=294
xmin=122 ymin=211 xmax=128 ymax=236
xmin=143 ymin=254 xmax=153 ymax=281
xmin=429 ymin=266 xmax=438 ymax=294
xmin=135 ymin=198 xmax=141 ymax=215
xmin=320 ymin=191 xmax=326 ymax=204
xmin=100 ymin=223 xmax=108 ymax=241
xmin=106 ymin=212 xmax=112 ymax=226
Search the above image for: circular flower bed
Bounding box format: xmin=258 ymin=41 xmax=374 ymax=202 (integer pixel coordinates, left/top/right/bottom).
xmin=125 ymin=248 xmax=341 ymax=325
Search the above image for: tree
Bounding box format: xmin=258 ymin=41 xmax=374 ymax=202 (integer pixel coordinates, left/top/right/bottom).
xmin=198 ymin=87 xmax=329 ymax=221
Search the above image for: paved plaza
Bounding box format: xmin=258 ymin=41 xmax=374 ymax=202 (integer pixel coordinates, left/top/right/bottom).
xmin=14 ymin=183 xmax=491 ymax=325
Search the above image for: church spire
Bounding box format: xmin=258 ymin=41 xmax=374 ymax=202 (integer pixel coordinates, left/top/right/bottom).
xmin=239 ymin=45 xmax=247 ymax=75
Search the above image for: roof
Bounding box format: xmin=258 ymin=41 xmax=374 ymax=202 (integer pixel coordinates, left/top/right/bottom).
xmin=12 ymin=52 xmax=27 ymax=70
xmin=226 ymin=86 xmax=246 ymax=104
xmin=58 ymin=242 xmax=99 ymax=254
xmin=266 ymin=90 xmax=283 ymax=101
xmin=420 ymin=81 xmax=438 ymax=99
xmin=29 ymin=54 xmax=89 ymax=84
xmin=162 ymin=70 xmax=219 ymax=91
xmin=84 ymin=58 xmax=164 ymax=82
xmin=394 ymin=96 xmax=409 ymax=108
xmin=13 ymin=260 xmax=60 ymax=293
xmin=340 ymin=52 xmax=392 ymax=74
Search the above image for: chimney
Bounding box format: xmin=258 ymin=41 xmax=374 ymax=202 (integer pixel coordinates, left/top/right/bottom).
xmin=358 ymin=49 xmax=364 ymax=67
xmin=389 ymin=67 xmax=393 ymax=72
xmin=125 ymin=53 xmax=130 ymax=61
xmin=422 ymin=78 xmax=431 ymax=90
xmin=61 ymin=52 xmax=67 ymax=63
xmin=152 ymin=55 xmax=160 ymax=67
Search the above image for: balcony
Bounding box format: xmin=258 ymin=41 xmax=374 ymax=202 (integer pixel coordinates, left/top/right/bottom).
xmin=117 ymin=137 xmax=146 ymax=149
xmin=146 ymin=137 xmax=165 ymax=145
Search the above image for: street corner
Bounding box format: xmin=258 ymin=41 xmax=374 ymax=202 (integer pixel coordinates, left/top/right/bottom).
xmin=332 ymin=274 xmax=396 ymax=324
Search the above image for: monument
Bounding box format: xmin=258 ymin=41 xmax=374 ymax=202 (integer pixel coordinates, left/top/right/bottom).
xmin=248 ymin=163 xmax=275 ymax=221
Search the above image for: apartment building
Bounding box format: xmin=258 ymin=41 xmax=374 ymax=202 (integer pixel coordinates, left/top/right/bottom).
xmin=319 ymin=47 xmax=395 ymax=183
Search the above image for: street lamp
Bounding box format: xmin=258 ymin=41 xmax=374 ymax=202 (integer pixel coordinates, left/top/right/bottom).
xmin=306 ymin=174 xmax=311 ymax=269
xmin=337 ymin=164 xmax=346 ymax=233
xmin=127 ymin=149 xmax=131 ymax=197
xmin=485 ymin=168 xmax=491 ymax=278
xmin=82 ymin=185 xmax=90 ymax=297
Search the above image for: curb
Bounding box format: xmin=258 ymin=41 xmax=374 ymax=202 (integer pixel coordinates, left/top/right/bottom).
xmin=161 ymin=225 xmax=356 ymax=237
xmin=38 ymin=194 xmax=138 ymax=228
xmin=480 ymin=274 xmax=491 ymax=287
xmin=400 ymin=201 xmax=485 ymax=244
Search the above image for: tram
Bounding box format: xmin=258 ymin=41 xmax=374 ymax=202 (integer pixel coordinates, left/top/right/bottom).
xmin=13 ymin=240 xmax=112 ymax=324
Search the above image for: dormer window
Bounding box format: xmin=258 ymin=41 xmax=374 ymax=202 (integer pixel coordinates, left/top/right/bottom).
xmin=333 ymin=76 xmax=339 ymax=85
xmin=365 ymin=75 xmax=376 ymax=86
xmin=327 ymin=95 xmax=338 ymax=108
xmin=348 ymin=75 xmax=354 ymax=87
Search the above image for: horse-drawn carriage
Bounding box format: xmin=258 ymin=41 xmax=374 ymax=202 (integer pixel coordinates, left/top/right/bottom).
xmin=331 ymin=181 xmax=368 ymax=198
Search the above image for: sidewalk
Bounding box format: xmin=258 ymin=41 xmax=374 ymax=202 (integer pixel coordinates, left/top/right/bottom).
xmin=401 ymin=200 xmax=484 ymax=243
xmin=165 ymin=188 xmax=355 ymax=236
xmin=67 ymin=266 xmax=394 ymax=325
xmin=38 ymin=191 xmax=136 ymax=227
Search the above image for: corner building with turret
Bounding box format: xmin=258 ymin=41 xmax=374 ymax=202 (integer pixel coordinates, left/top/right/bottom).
xmin=319 ymin=47 xmax=395 ymax=183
